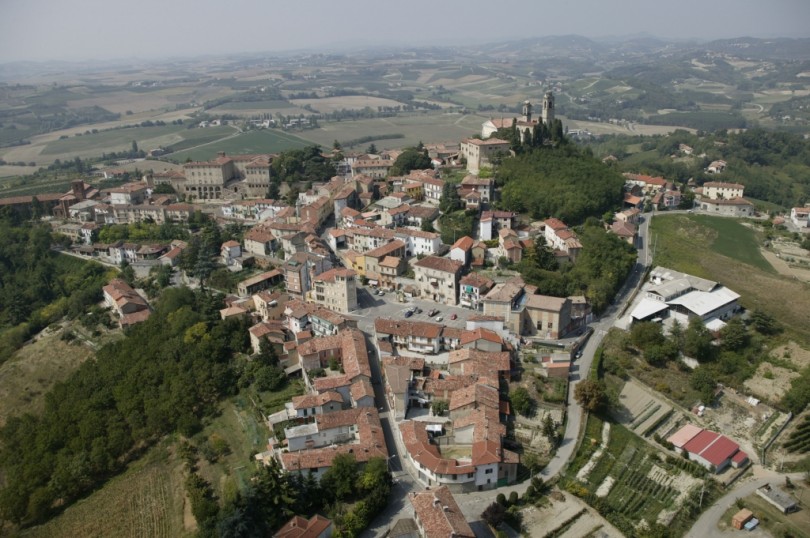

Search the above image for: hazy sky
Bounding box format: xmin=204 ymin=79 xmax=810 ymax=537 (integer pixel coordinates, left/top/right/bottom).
xmin=2 ymin=0 xmax=809 ymax=63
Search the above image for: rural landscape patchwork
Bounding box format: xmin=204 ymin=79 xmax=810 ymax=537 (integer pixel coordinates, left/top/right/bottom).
xmin=2 ymin=4 xmax=810 ymax=538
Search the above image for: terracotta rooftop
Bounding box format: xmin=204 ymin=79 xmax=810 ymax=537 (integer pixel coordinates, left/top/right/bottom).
xmin=273 ymin=514 xmax=332 ymax=538
xmin=375 ymin=318 xmax=443 ymax=339
xmin=414 ymin=255 xmax=463 ymax=274
xmin=409 ymin=486 xmax=474 ymax=538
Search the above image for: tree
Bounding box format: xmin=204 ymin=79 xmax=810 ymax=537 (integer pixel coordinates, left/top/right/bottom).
xmin=750 ymin=309 xmax=780 ymax=335
xmin=683 ymin=317 xmax=714 ymax=362
xmin=690 ymin=366 xmax=717 ymax=403
xmin=366 ymin=143 xmax=377 ymax=154
xmin=719 ymin=317 xmax=748 ymax=351
xmin=481 ymin=501 xmax=506 ymax=527
xmin=267 ymin=180 xmax=281 ymax=200
xmin=389 ymin=147 xmax=432 ymax=176
xmin=119 ymin=261 xmax=136 ymax=285
xmin=439 ymin=182 xmax=462 ymax=213
xmin=631 ymin=321 xmax=666 ymax=350
xmin=431 ymin=399 xmax=449 ymax=416
xmin=421 ymin=219 xmax=436 ymax=232
xmin=542 ymin=414 xmax=557 ymax=445
xmin=510 ymin=387 xmax=534 ymax=416
xmin=574 ymin=380 xmax=607 ymax=413
xmin=320 ymin=453 xmax=358 ymax=502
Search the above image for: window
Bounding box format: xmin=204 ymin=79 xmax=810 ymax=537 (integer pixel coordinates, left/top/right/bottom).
xmin=485 ymin=468 xmax=493 ymax=474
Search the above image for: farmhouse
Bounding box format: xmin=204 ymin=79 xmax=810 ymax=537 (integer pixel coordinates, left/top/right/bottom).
xmin=667 ymin=424 xmax=748 ymax=473
xmin=699 ymin=197 xmax=754 ymax=217
xmin=102 ymin=278 xmax=151 ymax=328
xmin=700 ymin=181 xmax=744 ymax=200
xmin=790 ymin=206 xmax=810 ymax=228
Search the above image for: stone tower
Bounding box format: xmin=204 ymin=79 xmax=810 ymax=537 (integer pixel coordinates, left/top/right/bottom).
xmin=542 ymin=91 xmax=555 ymax=127
xmin=522 ymin=100 xmax=532 ymax=123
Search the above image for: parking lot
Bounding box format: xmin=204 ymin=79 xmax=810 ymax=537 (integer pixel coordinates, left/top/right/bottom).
xmin=350 ymin=285 xmax=482 ymax=334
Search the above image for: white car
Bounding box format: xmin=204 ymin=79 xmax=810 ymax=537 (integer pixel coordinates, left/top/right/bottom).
xmin=435 ymin=316 xmax=443 ymax=322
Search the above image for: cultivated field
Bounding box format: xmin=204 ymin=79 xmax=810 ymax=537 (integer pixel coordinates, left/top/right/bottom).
xmin=22 ymin=444 xmax=191 ymax=538
xmin=0 ymin=108 xmax=200 ymax=166
xmin=167 ymin=129 xmax=311 ymax=162
xmin=290 ymin=96 xmax=406 ymax=113
xmin=0 ymin=328 xmax=93 ymax=427
xmin=566 ymin=415 xmax=720 ymax=536
xmin=296 ymin=112 xmax=485 ymax=149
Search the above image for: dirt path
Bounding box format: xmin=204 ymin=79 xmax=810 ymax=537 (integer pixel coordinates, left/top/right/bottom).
xmin=760 ymin=248 xmax=810 ymax=282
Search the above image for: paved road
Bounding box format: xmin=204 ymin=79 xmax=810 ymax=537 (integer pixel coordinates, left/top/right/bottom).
xmin=686 ymin=471 xmax=805 ymax=538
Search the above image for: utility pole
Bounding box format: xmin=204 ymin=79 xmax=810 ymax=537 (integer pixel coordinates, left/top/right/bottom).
xmin=699 ymin=481 xmax=705 ymax=509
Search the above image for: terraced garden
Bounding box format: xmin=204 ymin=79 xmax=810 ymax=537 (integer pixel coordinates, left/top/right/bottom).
xmin=566 ymin=415 xmax=721 ymax=536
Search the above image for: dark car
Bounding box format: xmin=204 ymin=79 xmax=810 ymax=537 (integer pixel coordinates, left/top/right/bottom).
xmin=404 ymin=310 xmax=413 ymax=318
xmin=428 ymin=309 xmax=439 ymax=317
xmin=415 ymin=308 xmax=423 ymax=314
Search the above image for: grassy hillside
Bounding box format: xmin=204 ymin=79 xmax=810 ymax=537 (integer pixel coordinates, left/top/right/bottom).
xmin=650 ymin=214 xmax=810 ymax=341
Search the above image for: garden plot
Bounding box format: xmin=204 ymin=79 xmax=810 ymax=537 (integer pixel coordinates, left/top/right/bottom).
xmin=520 ymin=489 xmax=623 ymax=538
xmin=567 ymin=417 xmax=719 ymax=536
xmin=515 ymin=408 xmax=563 ymax=452
xmin=613 ymin=379 xmax=673 ymax=437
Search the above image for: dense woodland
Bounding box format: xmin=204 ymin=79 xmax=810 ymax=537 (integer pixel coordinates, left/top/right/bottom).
xmin=496 ymin=144 xmax=626 ymax=223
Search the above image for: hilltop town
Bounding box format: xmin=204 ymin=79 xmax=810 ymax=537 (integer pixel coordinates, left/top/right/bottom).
xmin=2 ymin=30 xmax=810 ymax=538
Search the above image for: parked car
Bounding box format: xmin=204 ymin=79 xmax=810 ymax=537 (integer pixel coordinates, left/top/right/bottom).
xmin=428 ymin=309 xmax=439 ymax=317
xmin=450 ymin=313 xmax=457 ymax=320
xmin=415 ymin=308 xmax=423 ymax=314
xmin=435 ymin=316 xmax=443 ymax=322
xmin=404 ymin=310 xmax=413 ymax=318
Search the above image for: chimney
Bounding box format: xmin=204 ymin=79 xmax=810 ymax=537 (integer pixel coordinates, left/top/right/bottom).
xmin=433 ymin=495 xmax=440 ymax=507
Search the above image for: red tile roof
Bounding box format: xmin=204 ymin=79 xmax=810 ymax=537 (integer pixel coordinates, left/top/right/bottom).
xmin=409 ymin=486 xmax=474 ymax=538
xmin=682 ymin=429 xmax=741 ymax=467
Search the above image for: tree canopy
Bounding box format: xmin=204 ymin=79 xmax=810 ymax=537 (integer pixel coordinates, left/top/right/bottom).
xmin=498 ymin=145 xmax=625 ymax=223
xmin=389 ymin=146 xmax=432 ymax=176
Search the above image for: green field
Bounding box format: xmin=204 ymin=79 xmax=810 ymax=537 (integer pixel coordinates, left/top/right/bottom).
xmin=168 ymin=129 xmax=311 ymax=161
xmin=652 ymin=214 xmax=773 ymax=274
xmin=42 ymin=125 xmax=185 ymax=155
xmin=651 ymin=214 xmax=810 ymax=340
xmin=210 ymin=99 xmax=291 ymax=110
xmin=296 ymin=112 xmax=485 ymax=149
